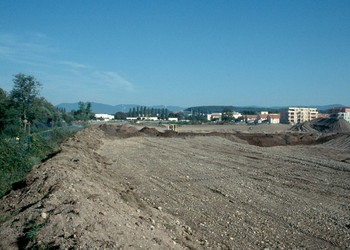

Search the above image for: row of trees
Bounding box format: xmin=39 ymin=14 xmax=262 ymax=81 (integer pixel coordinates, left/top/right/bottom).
xmin=128 ymin=106 xmax=171 ymax=119
xmin=72 ymin=101 xmax=95 ymax=121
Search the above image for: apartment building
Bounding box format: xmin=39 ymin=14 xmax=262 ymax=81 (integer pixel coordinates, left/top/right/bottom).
xmin=280 ymin=107 xmax=318 ymax=124
xmin=329 ymin=107 xmax=350 ymax=123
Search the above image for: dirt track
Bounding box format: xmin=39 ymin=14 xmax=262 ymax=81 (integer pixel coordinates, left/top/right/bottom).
xmin=0 ymin=124 xmax=350 ymax=249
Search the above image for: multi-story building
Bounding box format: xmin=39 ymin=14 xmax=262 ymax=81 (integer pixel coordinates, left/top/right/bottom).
xmin=280 ymin=107 xmax=318 ymax=124
xmin=329 ymin=107 xmax=350 ymax=123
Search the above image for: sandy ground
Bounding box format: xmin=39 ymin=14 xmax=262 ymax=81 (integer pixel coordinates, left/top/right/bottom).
xmin=0 ymin=124 xmax=349 ymax=249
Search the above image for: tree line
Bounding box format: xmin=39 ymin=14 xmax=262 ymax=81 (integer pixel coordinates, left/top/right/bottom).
xmin=127 ymin=106 xmax=170 ymax=119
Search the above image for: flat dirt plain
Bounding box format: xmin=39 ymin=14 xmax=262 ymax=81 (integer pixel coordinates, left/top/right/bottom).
xmin=1 ymin=123 xmax=350 ymax=249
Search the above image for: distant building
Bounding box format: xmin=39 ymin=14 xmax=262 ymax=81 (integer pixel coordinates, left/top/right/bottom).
xmin=95 ymin=114 xmax=114 ymax=121
xmin=244 ymin=115 xmax=258 ymax=124
xmin=255 ymin=112 xmax=280 ymax=124
xmin=168 ymin=117 xmax=178 ymax=122
xmin=207 ymin=113 xmax=222 ymax=121
xmin=267 ymin=114 xmax=280 ymax=124
xmin=232 ymin=111 xmax=242 ymax=119
xmin=143 ymin=117 xmax=159 ymax=121
xmin=256 ymin=112 xmax=269 ymax=123
xmin=329 ymin=107 xmax=350 ymax=123
xmin=280 ymin=107 xmax=318 ymax=124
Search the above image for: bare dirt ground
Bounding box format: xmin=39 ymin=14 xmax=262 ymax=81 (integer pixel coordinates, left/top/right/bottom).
xmin=0 ymin=123 xmax=349 ymax=249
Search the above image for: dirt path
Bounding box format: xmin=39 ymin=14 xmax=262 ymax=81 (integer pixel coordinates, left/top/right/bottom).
xmin=0 ymin=124 xmax=349 ymax=249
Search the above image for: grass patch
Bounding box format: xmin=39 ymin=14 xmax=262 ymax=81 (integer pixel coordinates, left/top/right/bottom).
xmin=17 ymin=216 xmax=48 ymax=249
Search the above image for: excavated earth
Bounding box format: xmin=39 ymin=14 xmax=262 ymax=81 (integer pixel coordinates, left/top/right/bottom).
xmin=0 ymin=123 xmax=350 ymax=249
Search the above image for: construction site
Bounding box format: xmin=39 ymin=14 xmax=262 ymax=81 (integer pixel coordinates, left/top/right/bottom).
xmin=0 ymin=119 xmax=349 ymax=249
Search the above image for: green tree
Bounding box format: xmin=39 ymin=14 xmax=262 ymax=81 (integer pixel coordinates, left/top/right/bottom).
xmin=222 ymin=107 xmax=234 ymax=121
xmin=0 ymin=89 xmax=9 ymax=131
xmin=114 ymin=112 xmax=127 ymax=120
xmin=9 ymin=73 xmax=42 ymax=123
xmin=73 ymin=101 xmax=94 ymax=121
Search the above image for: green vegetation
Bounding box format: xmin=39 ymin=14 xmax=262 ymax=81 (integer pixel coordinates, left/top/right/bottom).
xmin=72 ymin=101 xmax=94 ymax=121
xmin=16 ymin=216 xmax=48 ymax=249
xmin=114 ymin=111 xmax=127 ymax=120
xmin=0 ymin=73 xmax=79 ymax=198
xmin=128 ymin=106 xmax=169 ymax=119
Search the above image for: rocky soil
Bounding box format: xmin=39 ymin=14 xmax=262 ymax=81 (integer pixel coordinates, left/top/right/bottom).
xmin=0 ymin=123 xmax=349 ymax=249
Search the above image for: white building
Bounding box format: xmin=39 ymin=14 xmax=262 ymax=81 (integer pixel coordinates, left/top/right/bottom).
xmin=207 ymin=113 xmax=222 ymax=121
xmin=232 ymin=111 xmax=242 ymax=119
xmin=168 ymin=117 xmax=178 ymax=122
xmin=95 ymin=113 xmax=114 ymax=121
xmin=267 ymin=114 xmax=280 ymax=124
xmin=280 ymin=107 xmax=318 ymax=124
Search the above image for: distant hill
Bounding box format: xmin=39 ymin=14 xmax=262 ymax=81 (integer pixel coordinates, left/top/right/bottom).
xmin=185 ymin=104 xmax=348 ymax=114
xmin=312 ymin=104 xmax=346 ymax=111
xmin=185 ymin=106 xmax=281 ymax=114
xmin=56 ymin=102 xmax=185 ymax=114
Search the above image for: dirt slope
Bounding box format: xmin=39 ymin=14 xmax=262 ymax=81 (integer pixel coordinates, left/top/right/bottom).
xmin=290 ymin=118 xmax=350 ymax=133
xmin=1 ymin=125 xmax=350 ymax=249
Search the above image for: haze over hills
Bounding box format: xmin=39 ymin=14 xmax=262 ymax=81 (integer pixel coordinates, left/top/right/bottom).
xmin=57 ymin=102 xmax=347 ymax=114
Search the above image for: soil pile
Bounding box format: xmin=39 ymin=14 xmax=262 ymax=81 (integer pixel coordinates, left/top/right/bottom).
xmin=100 ymin=124 xmax=139 ymax=138
xmin=0 ymin=127 xmax=192 ymax=249
xmin=320 ymin=133 xmax=350 ymax=150
xmin=100 ymin=125 xmax=341 ymax=147
xmin=291 ymin=118 xmax=350 ymax=133
xmin=139 ymin=127 xmax=161 ymax=136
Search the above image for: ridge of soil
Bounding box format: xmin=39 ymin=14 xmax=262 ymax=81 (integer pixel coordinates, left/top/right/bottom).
xmin=1 ymin=124 xmax=349 ymax=249
xmin=100 ymin=124 xmax=348 ymax=147
xmin=290 ymin=118 xmax=350 ymax=133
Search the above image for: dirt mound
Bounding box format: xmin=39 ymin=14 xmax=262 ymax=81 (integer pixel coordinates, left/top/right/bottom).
xmin=100 ymin=124 xmax=343 ymax=147
xmin=0 ymin=127 xmax=192 ymax=249
xmin=291 ymin=118 xmax=350 ymax=133
xmin=234 ymin=132 xmax=344 ymax=147
xmin=100 ymin=124 xmax=139 ymax=137
xmin=139 ymin=127 xmax=161 ymax=136
xmin=162 ymin=130 xmax=179 ymax=137
xmin=320 ymin=133 xmax=350 ymax=150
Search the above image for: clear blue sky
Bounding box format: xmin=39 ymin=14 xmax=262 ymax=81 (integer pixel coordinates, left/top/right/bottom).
xmin=0 ymin=0 xmax=349 ymax=107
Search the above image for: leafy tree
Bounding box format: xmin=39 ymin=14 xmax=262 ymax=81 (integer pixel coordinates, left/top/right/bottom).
xmin=114 ymin=112 xmax=127 ymax=120
xmin=9 ymin=73 xmax=42 ymax=123
xmin=73 ymin=101 xmax=94 ymax=120
xmin=30 ymin=97 xmax=63 ymax=130
xmin=0 ymin=89 xmax=9 ymax=131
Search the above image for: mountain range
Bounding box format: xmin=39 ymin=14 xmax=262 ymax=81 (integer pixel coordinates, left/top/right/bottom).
xmin=56 ymin=102 xmax=185 ymax=114
xmin=56 ymin=102 xmax=346 ymax=114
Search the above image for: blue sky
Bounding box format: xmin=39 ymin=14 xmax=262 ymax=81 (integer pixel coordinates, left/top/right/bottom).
xmin=0 ymin=0 xmax=349 ymax=107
